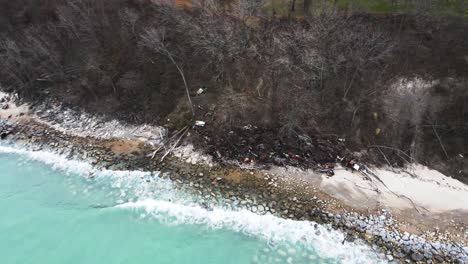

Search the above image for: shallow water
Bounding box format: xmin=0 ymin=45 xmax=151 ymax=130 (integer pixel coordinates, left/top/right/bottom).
xmin=0 ymin=144 xmax=385 ymax=264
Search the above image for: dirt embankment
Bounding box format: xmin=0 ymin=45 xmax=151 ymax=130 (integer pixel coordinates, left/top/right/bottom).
xmin=0 ymin=0 xmax=466 ymax=184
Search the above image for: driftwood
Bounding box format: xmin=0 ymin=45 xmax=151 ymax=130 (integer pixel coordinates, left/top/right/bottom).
xmin=345 ymin=178 xmax=379 ymax=193
xmin=150 ymin=126 xmax=189 ymax=160
xmin=150 ymin=144 xmax=165 ymax=159
xmin=369 ymin=145 xmax=414 ymax=164
xmin=376 ymin=146 xmax=396 ymax=171
xmin=432 ymin=124 xmax=449 ymax=159
xmin=160 ymin=126 xmax=189 ymax=162
xmin=361 ymin=166 xmax=430 ymax=215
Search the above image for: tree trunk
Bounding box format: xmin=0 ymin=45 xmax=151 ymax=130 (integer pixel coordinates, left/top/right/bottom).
xmin=290 ymin=0 xmax=296 ymax=13
xmin=168 ymin=55 xmax=195 ymax=117
xmin=303 ymin=0 xmax=312 ymax=17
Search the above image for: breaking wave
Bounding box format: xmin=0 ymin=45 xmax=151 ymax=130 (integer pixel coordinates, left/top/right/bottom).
xmin=0 ymin=143 xmax=386 ymax=263
xmin=117 ymin=199 xmax=385 ymax=263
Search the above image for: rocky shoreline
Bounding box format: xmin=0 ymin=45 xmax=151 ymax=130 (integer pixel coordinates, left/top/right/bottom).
xmin=0 ymin=98 xmax=467 ymax=263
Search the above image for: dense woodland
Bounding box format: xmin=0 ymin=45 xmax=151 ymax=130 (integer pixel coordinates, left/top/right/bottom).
xmin=0 ymin=0 xmax=466 ymax=181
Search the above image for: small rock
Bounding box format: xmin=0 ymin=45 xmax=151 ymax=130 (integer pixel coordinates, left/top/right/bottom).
xmin=411 ymin=252 xmax=424 ymax=262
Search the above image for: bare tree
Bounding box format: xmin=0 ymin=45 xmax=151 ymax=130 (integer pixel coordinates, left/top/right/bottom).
xmin=120 ymin=8 xmax=139 ymax=36
xmin=0 ymin=26 xmax=63 ymax=95
xmin=290 ymin=0 xmax=297 ymax=14
xmin=140 ymin=27 xmax=195 ymax=117
xmin=304 ymin=0 xmax=312 ymax=16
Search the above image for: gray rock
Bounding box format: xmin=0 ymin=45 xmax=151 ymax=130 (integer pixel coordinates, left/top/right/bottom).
xmin=392 ymin=251 xmax=405 ymax=259
xmin=456 ymin=253 xmax=466 ymax=262
xmin=403 ymin=246 xmax=411 ymax=254
xmin=411 ymin=252 xmax=424 ymax=262
xmin=434 ymin=255 xmax=444 ymax=262
xmin=423 ymin=251 xmax=432 ymax=259
xmin=402 ymin=234 xmax=410 ymax=241
xmin=257 ymin=205 xmax=264 ymax=213
xmin=411 ymin=244 xmax=422 ymax=253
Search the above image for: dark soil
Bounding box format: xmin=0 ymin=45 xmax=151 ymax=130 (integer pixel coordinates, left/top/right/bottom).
xmin=192 ymin=126 xmax=346 ymax=169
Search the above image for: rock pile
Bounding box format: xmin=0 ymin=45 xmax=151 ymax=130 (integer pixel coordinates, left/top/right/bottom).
xmin=2 ymin=109 xmax=466 ymax=263
xmin=34 ymin=102 xmax=166 ymax=143
xmin=0 ymin=120 xmax=14 ymax=139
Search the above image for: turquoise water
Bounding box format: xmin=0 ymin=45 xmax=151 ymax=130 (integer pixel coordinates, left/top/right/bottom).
xmin=0 ymin=144 xmax=385 ymax=264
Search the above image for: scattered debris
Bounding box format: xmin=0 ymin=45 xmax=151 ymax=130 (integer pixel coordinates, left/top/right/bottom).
xmin=345 ymin=158 xmax=361 ymax=172
xmin=242 ymin=124 xmax=254 ymax=130
xmin=316 ymin=163 xmax=335 ymax=176
xmin=196 ymin=86 xmax=207 ymax=95
xmin=192 ymin=127 xmax=345 ymax=169
xmin=195 ymin=121 xmax=206 ymax=127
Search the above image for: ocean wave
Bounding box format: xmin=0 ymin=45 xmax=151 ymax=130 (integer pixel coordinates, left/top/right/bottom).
xmin=117 ymin=199 xmax=385 ymax=263
xmin=0 ymin=144 xmax=153 ymax=179
xmin=0 ymin=143 xmax=385 ymax=263
xmin=0 ymin=144 xmax=94 ymax=174
xmin=0 ymin=144 xmax=182 ymax=201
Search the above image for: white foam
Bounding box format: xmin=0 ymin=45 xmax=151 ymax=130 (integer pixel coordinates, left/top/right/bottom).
xmin=0 ymin=144 xmax=385 ymax=263
xmin=0 ymin=143 xmax=195 ymax=203
xmin=118 ymin=199 xmax=386 ymax=263
xmin=0 ymin=144 xmax=94 ymax=174
xmin=0 ymin=144 xmax=175 ymax=193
